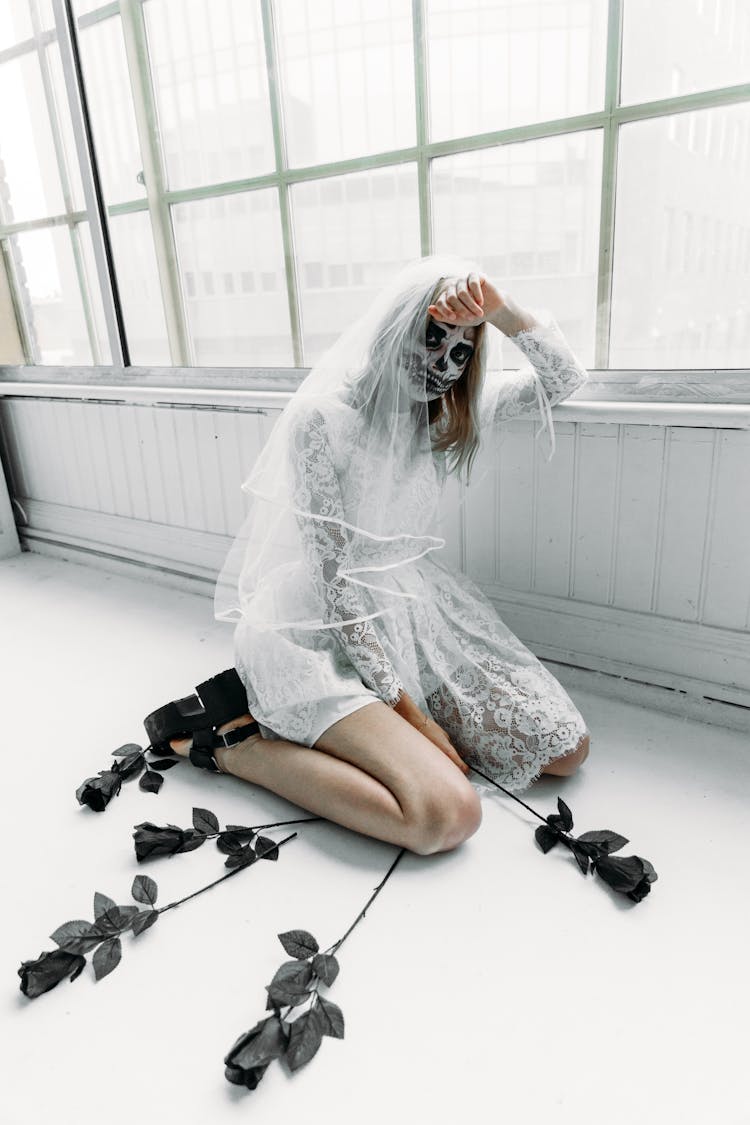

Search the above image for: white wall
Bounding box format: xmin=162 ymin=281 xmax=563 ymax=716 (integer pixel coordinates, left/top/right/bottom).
xmin=1 ymin=392 xmax=749 ymax=707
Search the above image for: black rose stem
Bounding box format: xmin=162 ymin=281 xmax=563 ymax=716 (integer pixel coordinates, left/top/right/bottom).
xmin=223 ymin=846 xmax=407 ymax=1090
xmin=18 ymin=830 xmax=297 ymax=1000
xmin=469 ymin=765 xmax=658 ymax=902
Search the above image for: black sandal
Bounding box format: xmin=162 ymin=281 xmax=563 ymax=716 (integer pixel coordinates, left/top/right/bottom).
xmin=143 ymin=668 xmax=260 ymax=773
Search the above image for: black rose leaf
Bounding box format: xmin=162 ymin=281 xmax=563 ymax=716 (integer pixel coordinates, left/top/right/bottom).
xmin=112 ymin=742 xmax=144 ymax=758
xmin=568 ymin=840 xmax=592 ymax=876
xmin=225 ymin=824 xmax=257 ymax=841
xmin=593 ymin=854 xmax=659 ymax=902
xmin=131 ymin=909 xmax=159 ymax=937
xmin=95 ymin=905 xmax=140 ymax=935
xmin=576 ymin=829 xmax=629 ymax=854
xmin=76 ymin=770 xmax=122 ymax=812
xmin=131 ymin=874 xmax=158 ymax=906
xmin=266 ymin=977 xmax=313 ymax=1008
xmin=534 ymin=823 xmax=563 ymax=853
xmin=94 ymin=892 xmax=116 ymax=919
xmin=254 ymin=834 xmax=279 ymax=861
xmin=316 ymin=995 xmax=345 ymax=1039
xmin=285 ymin=1006 xmax=324 ymax=1072
xmin=139 ymin=769 xmax=164 ymax=794
xmin=49 ymin=919 xmax=101 ymax=955
xmin=546 ymin=797 xmax=574 ymax=834
xmin=216 ymin=831 xmax=247 ymax=855
xmin=18 ymin=949 xmax=87 ymax=999
xmin=146 ymin=757 xmax=179 ymax=771
xmin=192 ymin=807 xmax=220 ymax=835
xmin=278 ymin=929 xmax=319 ymax=960
xmin=224 ymin=845 xmax=257 ymax=869
xmin=92 ymin=936 xmax=121 ymax=981
xmin=311 ymin=953 xmax=339 ymax=987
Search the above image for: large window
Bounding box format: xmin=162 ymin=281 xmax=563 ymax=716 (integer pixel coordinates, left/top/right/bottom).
xmin=0 ymin=0 xmax=748 ymax=380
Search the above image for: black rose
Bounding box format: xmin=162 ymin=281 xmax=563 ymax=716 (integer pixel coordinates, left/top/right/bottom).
xmin=593 ymin=854 xmax=658 ymax=902
xmin=224 ymin=1016 xmax=289 ymax=1090
xmin=18 ymin=949 xmax=86 ymax=999
xmin=76 ymin=770 xmax=122 ymax=812
xmin=132 ymin=822 xmax=190 ymax=861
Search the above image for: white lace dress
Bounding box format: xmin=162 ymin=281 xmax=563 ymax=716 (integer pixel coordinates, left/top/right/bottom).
xmin=233 ymin=319 xmax=591 ymax=793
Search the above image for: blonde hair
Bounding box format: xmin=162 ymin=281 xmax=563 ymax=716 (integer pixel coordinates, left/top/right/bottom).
xmin=425 ymin=278 xmax=488 ymax=488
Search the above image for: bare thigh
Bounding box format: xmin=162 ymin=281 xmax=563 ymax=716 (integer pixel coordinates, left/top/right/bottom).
xmin=313 ymin=700 xmax=481 ymax=829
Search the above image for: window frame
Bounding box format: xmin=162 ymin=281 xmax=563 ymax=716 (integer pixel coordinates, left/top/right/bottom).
xmin=0 ymin=0 xmax=748 ymax=402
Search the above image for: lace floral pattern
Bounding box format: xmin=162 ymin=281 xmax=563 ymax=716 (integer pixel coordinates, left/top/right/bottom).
xmin=234 ymin=322 xmax=591 ymax=791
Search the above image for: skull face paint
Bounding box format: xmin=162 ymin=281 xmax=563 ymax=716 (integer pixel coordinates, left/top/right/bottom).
xmin=403 ymin=317 xmax=477 ymax=402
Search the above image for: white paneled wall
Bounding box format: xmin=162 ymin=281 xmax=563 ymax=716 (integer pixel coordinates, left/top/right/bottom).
xmin=2 ymin=395 xmax=749 ymax=706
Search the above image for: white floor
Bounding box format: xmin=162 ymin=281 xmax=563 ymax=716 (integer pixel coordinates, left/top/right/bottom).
xmin=3 ymin=551 xmax=748 ymax=1125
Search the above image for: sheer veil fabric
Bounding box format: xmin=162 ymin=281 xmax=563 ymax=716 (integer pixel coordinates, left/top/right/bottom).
xmin=213 ymin=254 xmax=506 ymax=635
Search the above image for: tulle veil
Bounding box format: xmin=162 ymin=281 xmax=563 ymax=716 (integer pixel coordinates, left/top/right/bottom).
xmin=212 ymin=253 xmax=509 ymax=634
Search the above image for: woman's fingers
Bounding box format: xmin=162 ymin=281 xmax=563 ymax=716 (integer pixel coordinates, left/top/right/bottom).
xmin=429 ymin=275 xmax=484 ymax=322
xmin=415 ymin=711 xmax=469 ymax=774
xmin=457 ymin=276 xmax=484 ymax=315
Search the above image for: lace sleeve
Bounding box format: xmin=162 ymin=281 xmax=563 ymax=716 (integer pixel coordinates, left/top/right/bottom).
xmin=481 ymin=318 xmax=589 ymax=461
xmin=290 ymin=407 xmax=405 ymax=707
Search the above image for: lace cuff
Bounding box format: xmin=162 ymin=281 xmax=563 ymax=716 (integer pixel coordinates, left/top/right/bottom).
xmin=481 ymin=317 xmax=589 ymax=461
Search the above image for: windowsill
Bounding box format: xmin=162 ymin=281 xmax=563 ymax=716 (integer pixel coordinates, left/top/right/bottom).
xmin=1 ymin=367 xmax=750 ymax=428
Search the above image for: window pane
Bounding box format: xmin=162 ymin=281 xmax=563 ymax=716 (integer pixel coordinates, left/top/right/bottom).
xmin=144 ymin=0 xmax=276 ymax=191
xmin=107 ymin=210 xmax=170 ymax=365
xmin=432 ymin=130 xmax=602 ymax=367
xmin=172 ymin=189 xmax=293 ymax=366
xmin=0 ymin=2 xmax=32 ymax=49
xmin=611 ymin=103 xmax=750 ymax=369
xmin=427 ymin=0 xmax=608 ymax=144
xmin=76 ymin=14 xmax=147 ymax=207
xmin=276 ymin=0 xmax=416 ymax=168
xmin=0 ymin=52 xmax=66 ymax=224
xmin=10 ymin=227 xmax=93 ymax=363
xmin=621 ymin=0 xmax=750 ymax=105
xmin=292 ymin=164 xmax=421 ymax=365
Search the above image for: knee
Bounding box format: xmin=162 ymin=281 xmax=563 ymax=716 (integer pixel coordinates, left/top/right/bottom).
xmin=410 ymin=783 xmax=483 ymax=856
xmin=545 ymin=732 xmax=590 ymax=777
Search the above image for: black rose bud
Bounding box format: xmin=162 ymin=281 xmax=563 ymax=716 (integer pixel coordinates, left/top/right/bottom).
xmin=223 ymin=1016 xmax=289 ymax=1090
xmin=133 ymin=822 xmax=189 ymax=861
xmin=593 ymin=854 xmax=658 ymax=902
xmin=18 ymin=949 xmax=86 ymax=999
xmin=75 ymin=770 xmax=123 ymax=812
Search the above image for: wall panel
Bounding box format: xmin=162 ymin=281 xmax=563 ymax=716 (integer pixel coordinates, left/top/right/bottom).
xmin=1 ymin=393 xmax=749 ymax=705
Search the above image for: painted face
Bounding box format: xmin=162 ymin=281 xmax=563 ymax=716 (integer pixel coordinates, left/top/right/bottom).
xmin=403 ymin=317 xmax=476 ymax=401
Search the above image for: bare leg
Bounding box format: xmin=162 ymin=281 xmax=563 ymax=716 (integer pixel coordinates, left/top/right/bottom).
xmin=170 ymin=703 xmax=480 ymax=855
xmin=540 ymin=733 xmax=590 ymax=776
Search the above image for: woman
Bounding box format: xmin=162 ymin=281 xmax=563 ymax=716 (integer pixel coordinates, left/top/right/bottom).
xmin=171 ymin=254 xmax=592 ymax=856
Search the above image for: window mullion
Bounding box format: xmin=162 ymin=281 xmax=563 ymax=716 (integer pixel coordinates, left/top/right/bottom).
xmin=119 ymin=0 xmax=192 ymax=366
xmin=260 ymin=0 xmax=303 ymax=368
xmin=51 ymin=0 xmax=127 ymax=365
xmin=413 ymin=0 xmax=432 ymax=256
xmin=595 ymin=0 xmax=624 ymax=372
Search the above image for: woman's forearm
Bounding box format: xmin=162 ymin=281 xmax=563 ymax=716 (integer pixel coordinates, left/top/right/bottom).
xmin=486 ymin=294 xmax=540 ymax=337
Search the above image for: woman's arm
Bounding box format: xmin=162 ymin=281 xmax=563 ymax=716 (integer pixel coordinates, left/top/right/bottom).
xmin=290 ymin=406 xmax=405 ymax=706
xmin=483 ymin=294 xmax=593 ymax=425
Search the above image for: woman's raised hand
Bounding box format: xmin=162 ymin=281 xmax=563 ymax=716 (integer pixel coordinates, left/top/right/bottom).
xmin=428 ymin=272 xmax=509 ymax=327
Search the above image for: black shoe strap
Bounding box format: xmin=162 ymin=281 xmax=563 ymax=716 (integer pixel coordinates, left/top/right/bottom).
xmin=188 ymin=721 xmax=260 ymax=772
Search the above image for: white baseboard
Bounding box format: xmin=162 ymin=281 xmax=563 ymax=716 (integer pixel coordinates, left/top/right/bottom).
xmin=20 ymin=531 xmax=750 ymax=734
